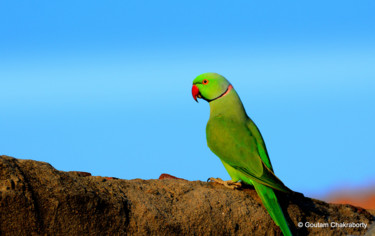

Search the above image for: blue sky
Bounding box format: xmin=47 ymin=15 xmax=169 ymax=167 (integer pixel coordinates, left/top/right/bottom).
xmin=1 ymin=1 xmax=374 ymax=198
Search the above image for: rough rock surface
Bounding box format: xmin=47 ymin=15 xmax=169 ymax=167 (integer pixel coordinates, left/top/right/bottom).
xmin=0 ymin=155 xmax=373 ymax=235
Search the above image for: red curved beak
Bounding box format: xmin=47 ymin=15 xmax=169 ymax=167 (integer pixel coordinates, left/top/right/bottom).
xmin=192 ymin=85 xmax=200 ymax=102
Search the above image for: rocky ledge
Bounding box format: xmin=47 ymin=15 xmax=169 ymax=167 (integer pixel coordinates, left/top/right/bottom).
xmin=0 ymin=155 xmax=374 ymax=235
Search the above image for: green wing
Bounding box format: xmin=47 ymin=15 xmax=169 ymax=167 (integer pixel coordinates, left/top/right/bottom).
xmin=207 ymin=116 xmax=291 ymax=193
xmin=246 ymin=118 xmax=274 ymax=171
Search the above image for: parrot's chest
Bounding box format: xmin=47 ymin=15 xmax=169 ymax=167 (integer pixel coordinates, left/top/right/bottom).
xmin=206 ymin=116 xmax=245 ymax=160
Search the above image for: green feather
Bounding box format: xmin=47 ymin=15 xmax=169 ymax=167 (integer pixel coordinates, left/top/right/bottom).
xmin=253 ymin=182 xmax=292 ymax=236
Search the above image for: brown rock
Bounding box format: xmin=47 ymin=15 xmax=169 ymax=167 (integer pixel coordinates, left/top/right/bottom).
xmin=0 ymin=155 xmax=373 ymax=235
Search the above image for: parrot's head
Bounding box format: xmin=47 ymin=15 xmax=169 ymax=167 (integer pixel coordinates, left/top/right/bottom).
xmin=192 ymin=73 xmax=232 ymax=103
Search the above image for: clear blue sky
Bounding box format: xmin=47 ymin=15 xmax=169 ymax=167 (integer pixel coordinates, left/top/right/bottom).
xmin=1 ymin=1 xmax=374 ymax=198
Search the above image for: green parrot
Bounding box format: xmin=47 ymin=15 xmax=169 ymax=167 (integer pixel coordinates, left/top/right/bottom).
xmin=192 ymin=72 xmax=293 ymax=236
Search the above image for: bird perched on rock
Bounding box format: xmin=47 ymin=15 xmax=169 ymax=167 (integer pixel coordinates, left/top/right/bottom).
xmin=192 ymin=72 xmax=293 ymax=236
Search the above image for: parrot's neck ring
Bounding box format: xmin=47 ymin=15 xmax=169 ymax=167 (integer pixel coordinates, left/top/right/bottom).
xmin=207 ymin=84 xmax=233 ymax=102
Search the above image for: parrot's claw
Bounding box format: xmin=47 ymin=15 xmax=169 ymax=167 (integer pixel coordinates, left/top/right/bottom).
xmin=207 ymin=177 xmax=242 ymax=190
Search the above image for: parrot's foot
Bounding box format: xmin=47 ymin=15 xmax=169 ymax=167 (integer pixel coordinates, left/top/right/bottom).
xmin=207 ymin=177 xmax=242 ymax=190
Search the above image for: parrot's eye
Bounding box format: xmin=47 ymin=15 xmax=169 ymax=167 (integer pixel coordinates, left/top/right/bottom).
xmin=202 ymin=79 xmax=209 ymax=85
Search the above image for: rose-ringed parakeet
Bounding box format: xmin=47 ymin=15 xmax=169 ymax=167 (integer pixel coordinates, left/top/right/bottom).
xmin=192 ymin=73 xmax=293 ymax=236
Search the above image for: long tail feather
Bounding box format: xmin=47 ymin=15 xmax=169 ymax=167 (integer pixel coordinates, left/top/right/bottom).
xmin=253 ymin=181 xmax=292 ymax=236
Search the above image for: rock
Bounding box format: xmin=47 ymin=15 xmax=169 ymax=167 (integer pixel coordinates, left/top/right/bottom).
xmin=0 ymin=155 xmax=373 ymax=235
